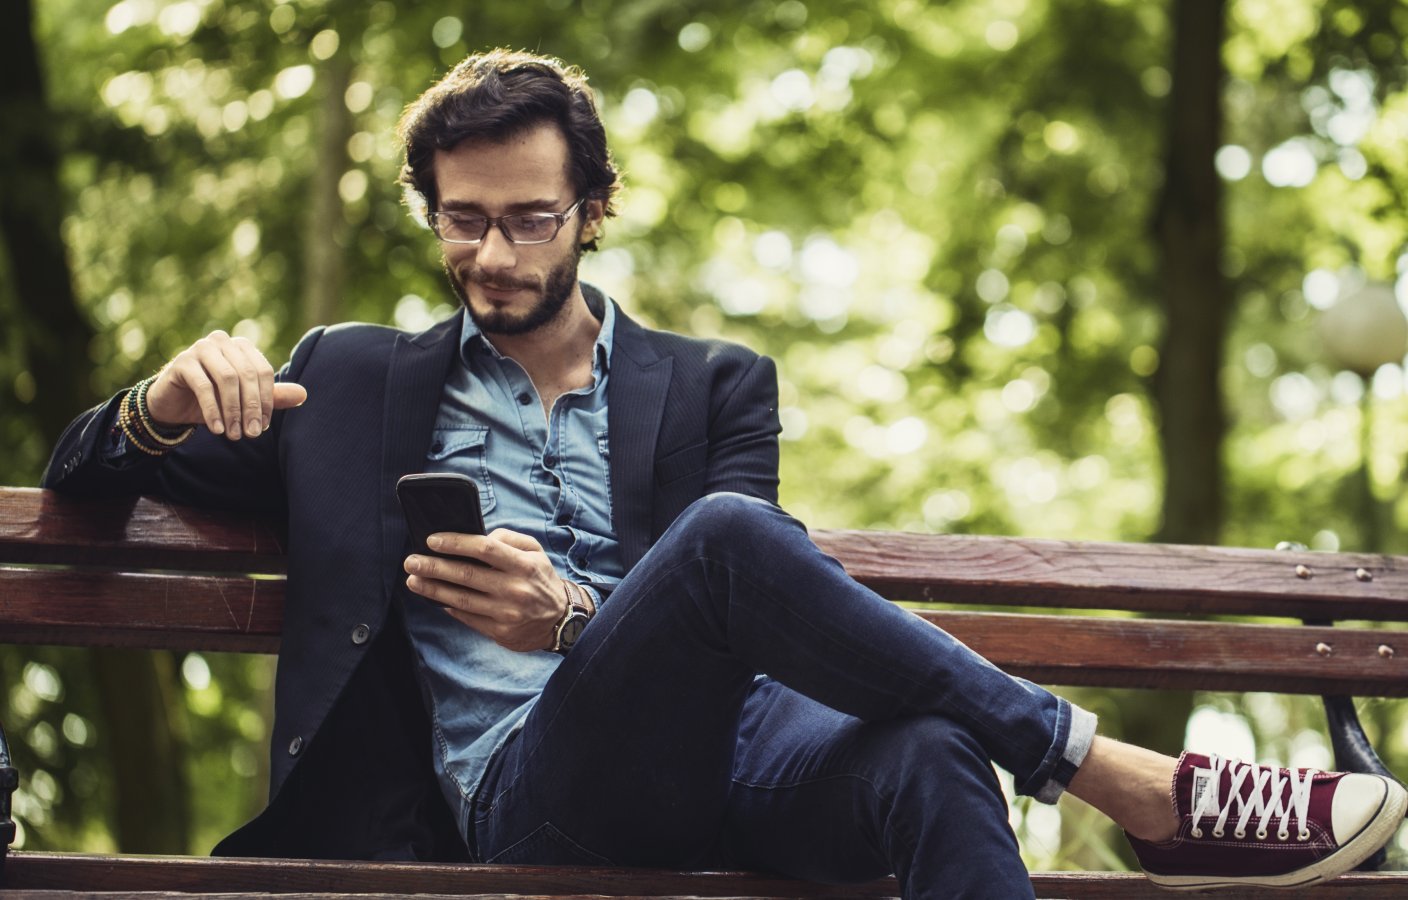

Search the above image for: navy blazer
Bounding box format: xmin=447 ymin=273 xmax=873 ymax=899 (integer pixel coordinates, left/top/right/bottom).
xmin=43 ymin=291 xmax=781 ymax=859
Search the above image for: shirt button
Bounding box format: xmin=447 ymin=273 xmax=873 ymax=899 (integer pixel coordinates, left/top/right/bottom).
xmin=351 ymin=624 xmax=371 ymax=645
xmin=517 ymin=392 xmax=532 ymax=405
xmin=429 ymin=441 xmax=444 ymax=454
xmin=288 ymin=736 xmax=304 ymax=756
xmin=543 ymin=454 xmax=557 ymax=467
xmin=555 ymin=511 xmax=571 ymax=526
xmin=573 ymin=554 xmax=588 ymax=568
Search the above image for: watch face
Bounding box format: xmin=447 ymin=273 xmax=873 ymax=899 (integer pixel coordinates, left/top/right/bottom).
xmin=559 ymin=613 xmax=589 ymax=648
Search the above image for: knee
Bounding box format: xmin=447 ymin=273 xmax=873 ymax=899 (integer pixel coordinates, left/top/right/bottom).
xmin=871 ymin=716 xmax=1006 ymax=808
xmin=670 ymin=492 xmax=780 ymax=550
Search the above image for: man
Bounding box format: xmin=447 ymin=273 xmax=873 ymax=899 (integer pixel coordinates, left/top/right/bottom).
xmin=44 ymin=49 xmax=1406 ymax=897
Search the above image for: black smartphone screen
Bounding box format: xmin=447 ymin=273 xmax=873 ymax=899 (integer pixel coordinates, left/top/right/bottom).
xmin=396 ymin=472 xmax=486 ymax=558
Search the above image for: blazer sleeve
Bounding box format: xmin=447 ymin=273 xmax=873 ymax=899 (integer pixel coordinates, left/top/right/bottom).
xmin=701 ymin=352 xmax=781 ymax=505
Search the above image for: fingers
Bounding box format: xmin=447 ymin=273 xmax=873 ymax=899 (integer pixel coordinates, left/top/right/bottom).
xmin=404 ymin=564 xmax=547 ymax=652
xmin=272 ymin=382 xmax=308 ymax=410
xmin=229 ymin=338 xmax=274 ymax=437
xmin=152 ymin=330 xmax=302 ymax=440
xmin=490 ymin=528 xmax=544 ymax=553
xmin=428 ymin=530 xmax=536 ymax=572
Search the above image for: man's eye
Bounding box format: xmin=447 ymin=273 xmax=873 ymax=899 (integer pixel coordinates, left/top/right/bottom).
xmin=512 ymin=216 xmax=552 ymax=234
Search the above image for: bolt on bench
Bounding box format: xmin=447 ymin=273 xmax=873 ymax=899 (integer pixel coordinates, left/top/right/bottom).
xmin=1 ymin=486 xmax=1406 ymax=898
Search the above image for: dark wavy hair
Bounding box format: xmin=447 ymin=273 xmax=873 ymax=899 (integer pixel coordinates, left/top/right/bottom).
xmin=396 ymin=49 xmax=621 ymax=251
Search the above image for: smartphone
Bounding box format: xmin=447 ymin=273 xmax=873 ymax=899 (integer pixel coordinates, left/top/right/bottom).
xmin=395 ymin=472 xmax=486 ymax=559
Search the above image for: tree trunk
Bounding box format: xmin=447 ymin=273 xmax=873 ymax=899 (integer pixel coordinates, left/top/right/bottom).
xmin=0 ymin=0 xmax=95 ymax=441
xmin=301 ymin=54 xmax=354 ymax=330
xmin=1152 ymin=0 xmax=1229 ymax=547
xmin=90 ymin=649 xmax=191 ymax=852
xmin=1 ymin=0 xmax=190 ymax=854
xmin=1108 ymin=0 xmax=1226 ymax=865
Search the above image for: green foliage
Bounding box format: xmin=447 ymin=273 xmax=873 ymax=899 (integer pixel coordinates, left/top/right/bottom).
xmin=4 ymin=0 xmax=1408 ymax=870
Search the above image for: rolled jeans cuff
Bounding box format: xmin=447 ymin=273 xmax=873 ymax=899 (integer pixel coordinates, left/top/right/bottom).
xmin=1031 ymin=701 xmax=1097 ymax=804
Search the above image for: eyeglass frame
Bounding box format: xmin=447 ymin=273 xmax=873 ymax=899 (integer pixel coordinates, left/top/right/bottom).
xmin=427 ymin=197 xmax=588 ymax=246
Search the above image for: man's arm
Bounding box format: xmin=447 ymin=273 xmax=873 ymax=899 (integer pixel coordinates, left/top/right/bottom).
xmin=701 ymin=352 xmax=782 ymax=503
xmin=42 ymin=329 xmax=309 ymax=510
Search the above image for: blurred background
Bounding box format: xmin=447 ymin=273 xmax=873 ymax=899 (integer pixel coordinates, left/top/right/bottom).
xmin=3 ymin=0 xmax=1407 ymax=873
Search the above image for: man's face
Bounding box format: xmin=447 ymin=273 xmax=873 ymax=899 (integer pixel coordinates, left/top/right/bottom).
xmin=432 ymin=123 xmax=601 ymax=336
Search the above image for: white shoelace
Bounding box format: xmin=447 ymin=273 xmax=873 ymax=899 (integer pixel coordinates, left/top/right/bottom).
xmin=1189 ymin=755 xmax=1316 ymax=842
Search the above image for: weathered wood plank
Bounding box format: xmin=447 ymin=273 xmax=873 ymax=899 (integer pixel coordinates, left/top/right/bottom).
xmin=4 ymin=570 xmax=1405 ymax=694
xmin=0 ymin=569 xmax=282 ymax=653
xmin=917 ymin=611 xmax=1408 ymax=696
xmin=6 ymin=853 xmax=1407 ymax=898
xmin=813 ymin=529 xmax=1408 ymax=622
xmin=6 ymin=488 xmax=1408 ymax=622
xmin=0 ymin=488 xmax=286 ymax=573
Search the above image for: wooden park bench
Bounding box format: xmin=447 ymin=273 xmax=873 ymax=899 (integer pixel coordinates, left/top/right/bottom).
xmin=1 ymin=484 xmax=1406 ymax=898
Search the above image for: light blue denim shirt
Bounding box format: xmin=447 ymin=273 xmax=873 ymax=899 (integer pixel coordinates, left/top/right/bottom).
xmin=401 ymin=296 xmax=624 ymax=841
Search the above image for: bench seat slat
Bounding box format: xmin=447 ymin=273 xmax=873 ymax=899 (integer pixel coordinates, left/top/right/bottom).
xmin=8 ymin=852 xmax=1408 ymax=898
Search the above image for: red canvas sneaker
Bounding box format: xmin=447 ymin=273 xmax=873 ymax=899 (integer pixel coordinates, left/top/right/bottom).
xmin=1126 ymin=752 xmax=1408 ymax=890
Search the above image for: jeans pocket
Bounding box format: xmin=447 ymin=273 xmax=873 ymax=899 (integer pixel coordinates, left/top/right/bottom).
xmin=483 ymin=821 xmax=614 ymax=866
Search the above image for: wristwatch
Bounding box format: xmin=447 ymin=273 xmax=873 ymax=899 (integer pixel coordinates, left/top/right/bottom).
xmin=551 ymin=581 xmax=593 ymax=655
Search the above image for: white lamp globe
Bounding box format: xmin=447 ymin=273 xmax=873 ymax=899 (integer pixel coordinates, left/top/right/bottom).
xmin=1318 ymin=281 xmax=1408 ymax=376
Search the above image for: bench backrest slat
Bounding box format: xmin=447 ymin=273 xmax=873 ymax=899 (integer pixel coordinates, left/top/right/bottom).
xmin=814 ymin=530 xmax=1408 ymax=622
xmin=0 ymin=488 xmax=285 ymax=573
xmin=4 ymin=488 xmax=1407 ymax=695
xmin=3 ymin=568 xmax=1402 ymax=695
xmin=6 ymin=488 xmax=1405 ymax=620
xmin=0 ymin=568 xmax=282 ymax=653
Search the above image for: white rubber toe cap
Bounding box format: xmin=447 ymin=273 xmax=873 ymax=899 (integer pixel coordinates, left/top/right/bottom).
xmin=1331 ymin=774 xmax=1392 ymax=842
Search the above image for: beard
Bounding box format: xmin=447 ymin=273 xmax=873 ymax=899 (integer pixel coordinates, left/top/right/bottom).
xmin=444 ymin=241 xmax=582 ymax=336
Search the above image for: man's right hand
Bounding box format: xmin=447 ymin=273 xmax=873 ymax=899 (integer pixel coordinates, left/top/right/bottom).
xmin=146 ymin=330 xmax=308 ymax=440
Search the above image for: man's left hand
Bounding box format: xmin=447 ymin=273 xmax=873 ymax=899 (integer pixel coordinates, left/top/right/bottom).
xmin=403 ymin=529 xmax=566 ymax=652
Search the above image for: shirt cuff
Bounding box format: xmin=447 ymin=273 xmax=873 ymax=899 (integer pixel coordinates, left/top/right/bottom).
xmin=576 ymin=583 xmax=603 ymax=614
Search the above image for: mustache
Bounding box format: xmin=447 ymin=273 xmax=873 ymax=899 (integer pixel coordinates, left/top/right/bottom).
xmin=457 ymin=267 xmax=539 ymax=292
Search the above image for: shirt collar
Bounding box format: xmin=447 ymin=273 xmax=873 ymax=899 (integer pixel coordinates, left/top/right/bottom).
xmin=458 ymin=282 xmax=615 ymax=376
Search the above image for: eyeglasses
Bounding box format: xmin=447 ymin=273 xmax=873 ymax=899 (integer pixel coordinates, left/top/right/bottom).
xmin=428 ymin=198 xmax=586 ymax=245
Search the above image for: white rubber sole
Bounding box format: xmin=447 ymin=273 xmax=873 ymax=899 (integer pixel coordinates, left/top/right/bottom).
xmin=1144 ymin=776 xmax=1408 ymax=891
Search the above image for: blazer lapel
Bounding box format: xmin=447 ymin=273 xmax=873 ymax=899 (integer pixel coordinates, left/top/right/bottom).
xmin=608 ymin=306 xmax=673 ymax=568
xmin=380 ymin=312 xmax=463 ymax=593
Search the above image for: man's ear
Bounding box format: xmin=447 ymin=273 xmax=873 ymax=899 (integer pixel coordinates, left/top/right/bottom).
xmin=579 ymin=198 xmax=605 ymax=245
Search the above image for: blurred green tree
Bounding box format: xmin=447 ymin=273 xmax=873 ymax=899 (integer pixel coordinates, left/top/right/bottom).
xmin=2 ymin=0 xmax=1405 ymax=870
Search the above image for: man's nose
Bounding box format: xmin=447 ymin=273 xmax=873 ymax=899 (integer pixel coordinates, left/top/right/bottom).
xmin=476 ymin=223 xmax=517 ymax=273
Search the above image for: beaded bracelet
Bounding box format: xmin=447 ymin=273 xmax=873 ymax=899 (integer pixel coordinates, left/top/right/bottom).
xmin=133 ymin=376 xmax=194 ymax=446
xmin=115 ymin=377 xmax=194 ymax=456
xmin=115 ymin=388 xmax=166 ymax=456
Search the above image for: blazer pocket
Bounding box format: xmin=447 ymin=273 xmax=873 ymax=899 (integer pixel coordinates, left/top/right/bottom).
xmin=655 ymin=440 xmax=707 ymax=486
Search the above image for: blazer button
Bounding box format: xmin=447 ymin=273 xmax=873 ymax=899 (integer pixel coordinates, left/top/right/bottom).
xmin=288 ymin=736 xmax=304 ymax=756
xmin=351 ymin=624 xmax=371 ymax=645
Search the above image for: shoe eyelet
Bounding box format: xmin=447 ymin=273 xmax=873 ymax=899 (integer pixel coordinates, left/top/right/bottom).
xmin=1297 ymin=830 xmax=1311 ymax=842
xmin=1277 ymin=829 xmax=1289 ymax=841
xmin=1212 ymin=828 xmax=1225 ymax=838
xmin=1191 ymin=827 xmax=1204 ymax=839
xmin=1233 ymin=828 xmax=1245 ymax=839
xmin=1256 ymin=829 xmax=1269 ymax=840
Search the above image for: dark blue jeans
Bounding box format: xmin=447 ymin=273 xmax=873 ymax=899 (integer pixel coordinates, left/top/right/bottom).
xmin=470 ymin=494 xmax=1092 ymax=899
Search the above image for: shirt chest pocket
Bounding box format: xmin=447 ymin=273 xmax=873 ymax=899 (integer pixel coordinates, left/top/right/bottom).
xmin=426 ymin=425 xmax=497 ymax=514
